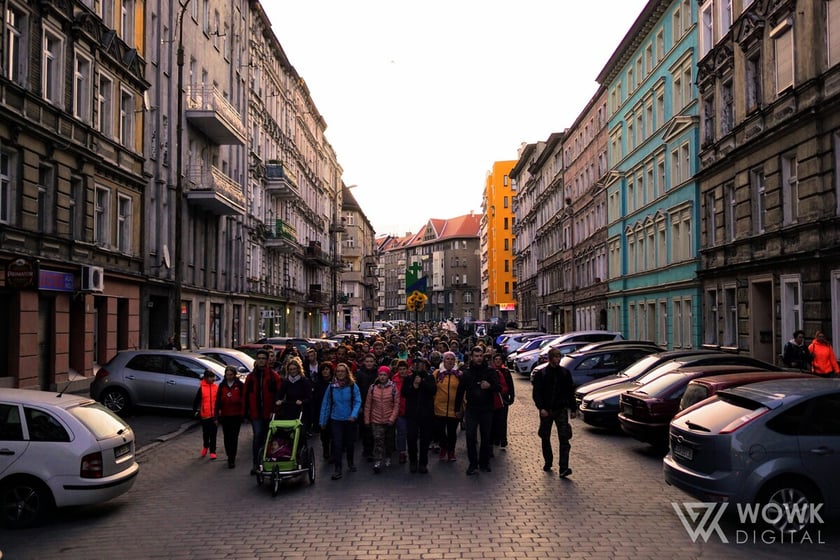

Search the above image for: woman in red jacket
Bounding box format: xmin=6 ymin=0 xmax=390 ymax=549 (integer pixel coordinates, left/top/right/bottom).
xmin=215 ymin=366 xmax=245 ymax=469
xmin=193 ymin=369 xmax=219 ymax=460
xmin=808 ymin=330 xmax=840 ymax=377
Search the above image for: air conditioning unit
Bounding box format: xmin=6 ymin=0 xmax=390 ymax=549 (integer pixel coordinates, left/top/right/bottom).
xmin=81 ymin=265 xmax=105 ymax=292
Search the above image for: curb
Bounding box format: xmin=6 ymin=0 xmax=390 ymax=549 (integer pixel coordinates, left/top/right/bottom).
xmin=136 ymin=420 xmax=198 ymax=456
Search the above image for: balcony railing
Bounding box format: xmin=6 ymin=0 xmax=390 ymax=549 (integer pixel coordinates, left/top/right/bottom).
xmin=185 ymin=86 xmax=246 ymax=145
xmin=185 ymin=165 xmax=245 ymax=215
xmin=264 ymin=162 xmax=299 ymax=199
xmin=303 ymin=241 xmax=331 ymax=267
xmin=265 ymin=219 xmax=298 ymax=253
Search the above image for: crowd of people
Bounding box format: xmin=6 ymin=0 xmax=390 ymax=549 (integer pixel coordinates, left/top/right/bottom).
xmin=190 ymin=323 xmax=576 ymax=481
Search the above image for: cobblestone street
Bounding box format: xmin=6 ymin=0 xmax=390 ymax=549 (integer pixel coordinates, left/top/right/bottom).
xmin=2 ymin=377 xmax=838 ymax=559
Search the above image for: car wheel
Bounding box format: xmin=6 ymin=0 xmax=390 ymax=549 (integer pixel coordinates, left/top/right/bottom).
xmin=758 ymin=479 xmax=820 ymax=533
xmin=0 ymin=477 xmax=55 ymax=529
xmin=100 ymin=387 xmax=130 ymax=415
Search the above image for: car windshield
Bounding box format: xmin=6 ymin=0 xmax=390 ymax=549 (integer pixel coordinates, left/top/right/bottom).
xmin=520 ymin=338 xmax=549 ymax=352
xmin=69 ymin=402 xmax=132 ymax=440
xmin=634 ymin=361 xmax=684 ymax=385
xmin=616 ymin=354 xmax=661 ymax=378
xmin=633 ymin=372 xmax=685 ymax=397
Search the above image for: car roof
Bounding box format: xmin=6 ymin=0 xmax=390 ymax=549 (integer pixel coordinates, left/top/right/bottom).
xmin=576 ymin=340 xmax=662 ymax=352
xmin=720 ymin=378 xmax=840 ymax=407
xmin=686 ymin=371 xmax=813 ymax=390
xmin=566 ymin=345 xmax=662 ymax=359
xmin=0 ymin=388 xmax=94 ymax=409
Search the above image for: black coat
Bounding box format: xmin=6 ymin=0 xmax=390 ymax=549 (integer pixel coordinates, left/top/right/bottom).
xmin=532 ymin=363 xmax=575 ymax=412
xmin=401 ymin=371 xmax=437 ymax=420
xmin=455 ymin=360 xmax=500 ymax=413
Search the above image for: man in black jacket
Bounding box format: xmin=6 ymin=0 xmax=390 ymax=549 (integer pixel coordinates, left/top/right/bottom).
xmin=531 ymin=347 xmax=577 ymax=478
xmin=455 ymin=347 xmax=500 ymax=475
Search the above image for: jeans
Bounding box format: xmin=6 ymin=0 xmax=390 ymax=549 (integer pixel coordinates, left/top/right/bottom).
xmin=250 ymin=418 xmax=269 ymax=468
xmin=435 ymin=416 xmax=460 ymax=454
xmin=464 ymin=408 xmax=493 ymax=468
xmin=218 ymin=416 xmax=242 ymax=461
xmin=406 ymin=416 xmax=433 ymax=467
xmin=330 ymin=420 xmax=357 ymax=472
xmin=538 ymin=409 xmax=572 ymax=470
xmin=394 ymin=416 xmax=408 ymax=453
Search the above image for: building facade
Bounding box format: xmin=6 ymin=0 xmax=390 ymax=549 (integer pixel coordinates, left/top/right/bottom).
xmin=480 ymin=160 xmax=517 ymax=322
xmin=339 ymin=185 xmax=376 ymax=331
xmin=510 ymin=142 xmax=541 ymax=330
xmin=598 ymin=0 xmax=703 ymax=349
xmin=696 ymin=0 xmax=840 ymax=363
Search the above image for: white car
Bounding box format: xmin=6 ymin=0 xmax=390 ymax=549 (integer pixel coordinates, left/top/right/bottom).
xmin=0 ymin=389 xmax=139 ymax=528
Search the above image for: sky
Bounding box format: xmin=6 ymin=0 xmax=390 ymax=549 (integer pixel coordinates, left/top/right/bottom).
xmin=262 ymin=0 xmax=649 ymax=238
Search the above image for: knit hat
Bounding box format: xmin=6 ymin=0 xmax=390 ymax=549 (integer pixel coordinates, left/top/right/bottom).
xmin=377 ymin=366 xmax=391 ymax=375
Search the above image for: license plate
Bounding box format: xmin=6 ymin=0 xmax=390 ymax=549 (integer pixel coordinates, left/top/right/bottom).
xmin=673 ymin=442 xmax=693 ymax=461
xmin=114 ymin=443 xmax=131 ymax=459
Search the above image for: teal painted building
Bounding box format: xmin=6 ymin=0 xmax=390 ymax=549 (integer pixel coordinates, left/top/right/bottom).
xmin=596 ymin=0 xmax=702 ymax=349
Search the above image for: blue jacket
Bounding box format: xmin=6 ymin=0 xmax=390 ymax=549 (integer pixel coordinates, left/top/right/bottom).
xmin=319 ymin=382 xmax=362 ymax=425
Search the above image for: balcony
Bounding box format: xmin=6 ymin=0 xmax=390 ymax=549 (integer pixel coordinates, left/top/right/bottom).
xmin=265 ymin=219 xmax=298 ymax=254
xmin=185 ymin=86 xmax=246 ymax=145
xmin=303 ymin=241 xmax=331 ymax=267
xmin=264 ymin=162 xmax=300 ymax=199
xmin=185 ymin=165 xmax=245 ymax=215
xmin=308 ymin=284 xmax=324 ymax=304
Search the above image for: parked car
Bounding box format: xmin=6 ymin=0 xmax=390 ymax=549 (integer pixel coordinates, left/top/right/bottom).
xmin=664 ymin=378 xmax=840 ymax=533
xmin=531 ymin=345 xmax=662 ymax=386
xmin=0 ymin=388 xmax=140 ymax=528
xmin=678 ymin=371 xmax=815 ymax=412
xmin=329 ymin=331 xmax=379 ymax=344
xmin=90 ymin=350 xmax=229 ymax=414
xmin=499 ymin=331 xmax=547 ymax=358
xmin=236 ymin=337 xmax=313 ymax=358
xmin=574 ymin=340 xmax=664 ymax=354
xmin=195 ymin=347 xmax=255 ymax=374
xmin=506 ymin=335 xmax=558 ymax=369
xmin=578 ymin=352 xmax=781 ymax=429
xmin=514 ymin=331 xmax=625 ymax=375
xmin=618 ymin=365 xmax=774 ymax=446
xmin=359 ymin=321 xmax=393 ymax=332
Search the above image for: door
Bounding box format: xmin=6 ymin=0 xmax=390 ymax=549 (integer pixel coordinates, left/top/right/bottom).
xmin=797 ymin=393 xmax=840 ymax=508
xmin=749 ymin=279 xmax=774 ymax=363
xmin=122 ymin=354 xmax=168 ymax=407
xmin=165 ymin=356 xmax=207 ymax=410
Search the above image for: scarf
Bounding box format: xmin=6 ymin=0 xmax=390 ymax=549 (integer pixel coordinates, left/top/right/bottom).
xmin=436 ymin=368 xmax=462 ymax=383
xmin=287 ymin=374 xmax=301 ymax=384
xmin=332 ymin=378 xmax=349 ymax=389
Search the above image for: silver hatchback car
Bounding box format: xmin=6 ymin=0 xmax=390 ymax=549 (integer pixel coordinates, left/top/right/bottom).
xmin=90 ymin=350 xmax=228 ymax=414
xmin=664 ymin=378 xmax=840 ymax=532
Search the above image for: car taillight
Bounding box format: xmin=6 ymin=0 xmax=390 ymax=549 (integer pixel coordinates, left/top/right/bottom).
xmin=719 ymin=407 xmax=770 ymax=434
xmin=81 ymin=451 xmax=104 ymax=478
xmin=94 ymin=367 xmax=110 ymax=381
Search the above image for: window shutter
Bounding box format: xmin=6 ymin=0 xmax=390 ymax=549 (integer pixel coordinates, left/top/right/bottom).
xmin=775 ymin=28 xmax=794 ymax=92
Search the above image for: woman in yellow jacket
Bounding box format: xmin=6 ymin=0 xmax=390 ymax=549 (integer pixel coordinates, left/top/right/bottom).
xmin=434 ymin=351 xmax=463 ymax=462
xmin=808 ymin=330 xmax=840 ymax=377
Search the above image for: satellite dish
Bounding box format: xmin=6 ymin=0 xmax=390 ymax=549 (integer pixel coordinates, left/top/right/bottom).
xmin=162 ymin=245 xmax=171 ymax=269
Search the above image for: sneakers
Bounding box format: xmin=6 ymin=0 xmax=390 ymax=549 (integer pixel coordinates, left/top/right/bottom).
xmin=373 ymin=462 xmax=381 ymax=474
xmin=448 ymin=452 xmax=456 ymax=462
xmin=559 ymin=468 xmax=573 ymax=478
xmin=466 ymin=464 xmax=478 ymax=476
xmin=439 ymin=449 xmax=448 ymax=462
xmin=200 ymin=447 xmax=208 ymax=458
xmin=398 ymin=452 xmax=407 ymax=464
xmin=209 ymin=453 xmax=217 ymax=460
xmin=384 ymin=458 xmax=391 ymax=467
xmin=543 ymin=464 xmax=553 ymax=472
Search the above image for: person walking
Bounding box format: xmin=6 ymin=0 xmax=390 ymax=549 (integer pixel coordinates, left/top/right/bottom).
xmin=455 ymin=346 xmax=499 ymax=475
xmin=808 ymin=330 xmax=840 ymax=377
xmin=434 ymin=351 xmax=462 ymax=462
xmin=491 ymin=354 xmax=515 ymax=449
xmin=313 ymin=362 xmax=335 ymax=460
xmin=390 ymin=360 xmax=411 ymax=464
xmin=781 ymin=329 xmax=811 ymax=370
xmin=319 ymin=362 xmax=362 ymax=480
xmin=215 ymin=365 xmax=245 ymax=468
xmin=355 ymin=353 xmax=379 ymax=461
xmin=364 ymin=366 xmax=400 ymax=473
xmin=402 ymin=357 xmax=437 ymax=473
xmin=277 ymin=357 xmax=313 ymax=428
xmin=192 ymin=369 xmax=219 ymax=460
xmin=532 ymin=347 xmax=576 ymax=478
xmin=243 ymin=349 xmax=282 ymax=475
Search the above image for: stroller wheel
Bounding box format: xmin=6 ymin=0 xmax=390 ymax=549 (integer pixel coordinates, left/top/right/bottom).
xmin=256 ymin=472 xmax=263 ymax=486
xmin=272 ymin=478 xmax=280 ymax=497
xmin=308 ymin=448 xmax=316 ymax=485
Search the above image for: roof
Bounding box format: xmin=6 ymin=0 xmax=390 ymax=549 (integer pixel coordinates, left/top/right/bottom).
xmin=0 ymin=388 xmax=93 ymax=409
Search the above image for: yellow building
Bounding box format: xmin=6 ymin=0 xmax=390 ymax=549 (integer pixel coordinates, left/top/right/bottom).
xmin=481 ymin=161 xmax=517 ymax=322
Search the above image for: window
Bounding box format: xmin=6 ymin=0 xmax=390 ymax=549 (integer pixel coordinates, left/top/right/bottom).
xmin=656 ymin=155 xmax=665 ymax=198
xmin=700 ymin=1 xmax=713 ymax=57
xmin=74 ymin=52 xmax=93 ymax=123
xmin=705 ymin=191 xmax=716 ymax=246
xmin=119 ymin=88 xmax=134 ymax=146
xmin=719 ymin=0 xmax=732 ymax=37
xmin=24 ymin=408 xmax=70 ymax=442
xmin=120 ymin=0 xmax=133 ymax=41
xmin=504 ymin=238 xmax=509 ymax=251
xmin=674 ymin=297 xmax=693 ymax=348
xmin=95 ymin=185 xmax=111 ymax=246
xmin=100 ymin=0 xmax=115 ymax=27
xmin=702 ymin=95 xmax=715 ymax=145
xmin=724 ymin=182 xmax=736 ymax=242
xmin=704 ymin=289 xmax=719 ymax=345
xmin=746 ymin=52 xmax=761 ymax=111
xmin=0 ymin=151 xmax=12 ymax=224
xmin=723 ymin=286 xmax=737 ymax=347
xmin=655 ymin=87 xmax=665 ymax=130
xmin=37 ymin=165 xmax=54 ymax=233
xmin=670 ymin=206 xmax=692 ymax=262
xmin=117 ymin=194 xmax=132 ymax=253
xmin=751 ymin=169 xmax=766 ymax=234
xmin=829 ymin=0 xmax=840 ymax=67
xmin=5 ymin=4 xmax=28 ymax=85
xmin=503 ymin=196 xmax=508 ymax=208
xmin=780 ymin=275 xmax=802 ymax=342
xmin=504 ymin=281 xmax=510 ymax=295
xmin=656 ymin=30 xmax=665 ymax=62
xmin=720 ymin=81 xmax=733 ymax=135
xmin=656 ymin=215 xmax=667 ymax=267
xmin=772 ymin=20 xmax=794 ymax=93
xmin=98 ymin=73 xmax=114 ymax=136
xmin=504 ymin=259 xmax=509 ymax=273
xmin=42 ymin=27 xmax=63 ymax=104
xmin=781 ymin=154 xmax=798 ymax=225
xmin=503 ymin=217 xmax=509 ymax=230
xmin=69 ymin=176 xmax=82 ymax=240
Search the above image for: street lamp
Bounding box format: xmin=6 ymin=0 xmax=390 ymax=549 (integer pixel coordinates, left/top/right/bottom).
xmin=173 ymin=0 xmax=191 ymax=350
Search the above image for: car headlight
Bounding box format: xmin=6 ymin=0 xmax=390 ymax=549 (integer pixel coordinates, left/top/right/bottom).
xmin=587 ymin=400 xmax=605 ymax=410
